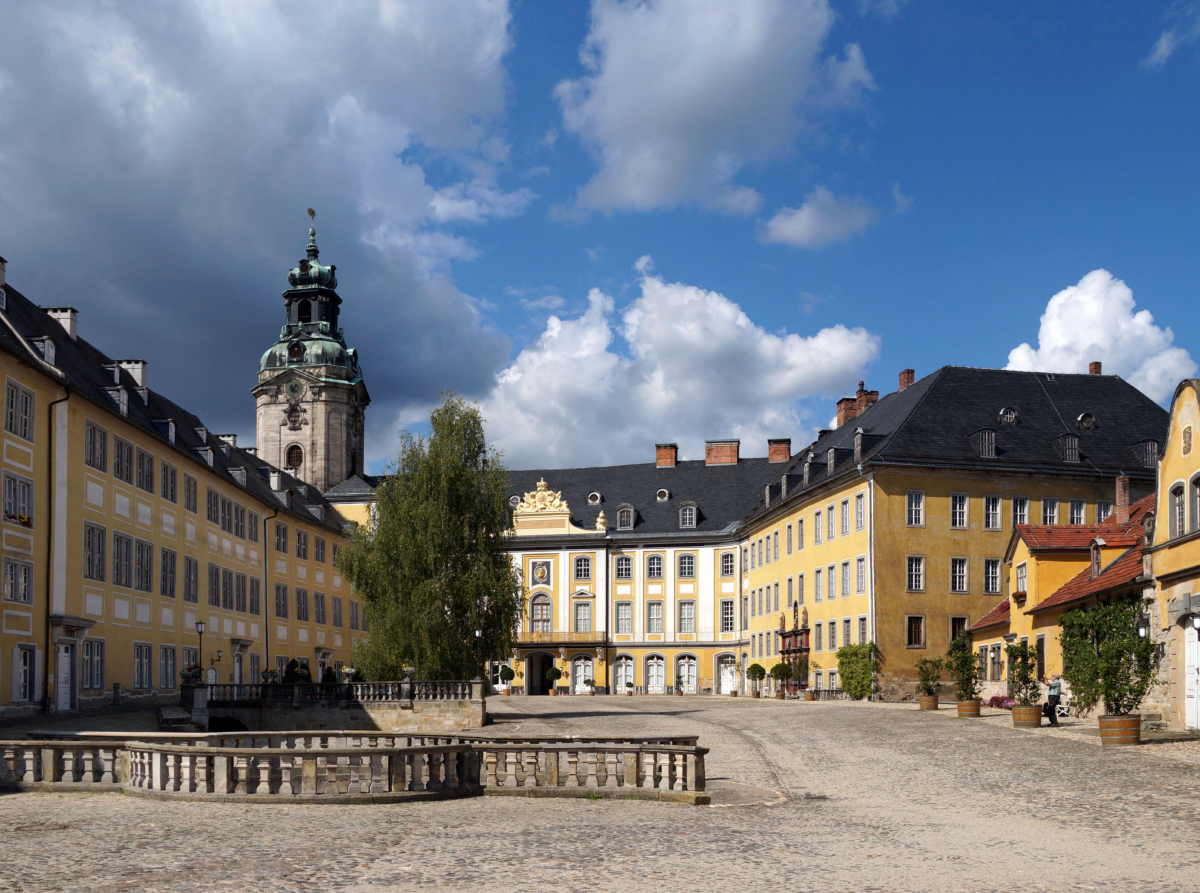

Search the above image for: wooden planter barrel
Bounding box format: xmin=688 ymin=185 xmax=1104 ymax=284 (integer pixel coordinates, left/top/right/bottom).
xmin=729 ymin=691 xmax=738 ymax=697
xmin=918 ymin=695 xmax=939 ymax=711
xmin=1011 ymin=704 xmax=1042 ymax=728
xmin=803 ymin=690 xmax=816 ymax=702
xmin=775 ymin=691 xmax=785 ymax=699
xmin=1098 ymin=714 xmax=1142 ymax=747
xmin=957 ymin=699 xmax=982 ymax=718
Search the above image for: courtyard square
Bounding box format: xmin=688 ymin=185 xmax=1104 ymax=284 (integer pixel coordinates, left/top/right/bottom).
xmin=3 ymin=696 xmax=1199 ymax=892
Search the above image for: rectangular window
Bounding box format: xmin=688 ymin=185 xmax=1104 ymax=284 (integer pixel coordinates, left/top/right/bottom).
xmin=814 ymin=622 xmax=823 ymax=652
xmin=907 ymin=491 xmax=924 ymax=526
xmin=950 ymin=493 xmax=968 ymax=529
xmin=275 ymin=521 xmax=288 ymax=553
xmin=574 ymin=601 xmax=591 ymax=632
xmin=786 ymin=576 xmax=793 ymax=607
xmin=1036 ymin=635 xmax=1046 ymax=681
xmin=134 ymin=643 xmax=153 ymax=689
xmin=183 ymin=475 xmax=198 ymax=513
xmin=907 ymin=555 xmax=924 ymax=592
xmin=951 ymin=616 xmax=969 ymax=643
xmin=828 ymin=620 xmax=837 ymax=651
xmin=276 ymin=656 xmax=288 ymax=676
xmin=249 ymin=511 xmax=259 ymax=543
xmin=82 ymin=640 xmax=105 ymax=690
xmin=315 ymin=536 xmax=326 ymax=564
xmin=160 ymin=548 xmax=176 ymax=598
xmin=1012 ymin=496 xmax=1028 ymax=527
xmin=208 ymin=564 xmax=220 ymax=607
xmin=85 ymin=421 xmax=107 ymax=471
xmin=828 ymin=564 xmax=836 ymax=599
xmin=113 ymin=439 xmax=133 ymax=484
xmin=219 ymin=497 xmax=233 ymax=533
xmin=4 ymin=380 xmax=34 ymax=441
xmin=855 ymin=493 xmax=865 ymax=530
xmin=247 ymin=653 xmax=259 ymax=683
xmin=349 ymin=600 xmax=360 ymax=630
xmin=844 ymin=618 xmax=852 ymax=648
xmin=1042 ymin=498 xmax=1059 ymax=525
xmin=797 ymin=519 xmax=804 ymax=550
xmin=858 ymin=616 xmax=868 ymax=645
xmin=1016 ymin=562 xmax=1028 ymax=593
xmin=786 ymin=524 xmax=793 ymax=555
xmin=83 ymin=522 xmax=106 ymax=581
xmin=331 ymin=596 xmax=342 ymax=628
xmin=295 ymin=587 xmax=309 ymax=622
xmin=182 ymin=556 xmax=198 ymax=603
xmin=906 ymin=615 xmax=925 ymax=648
xmin=235 ymin=573 xmax=247 ymax=612
xmin=981 ymin=558 xmax=1000 ymax=594
xmin=827 ymin=506 xmax=835 ymax=541
xmin=773 ymin=531 xmax=779 ymax=561
xmin=984 ymin=496 xmax=1001 ymax=531
xmin=274 ymin=583 xmax=288 ymax=618
xmin=249 ymin=577 xmax=260 ymax=615
xmin=331 ymin=544 xmax=340 ymax=567
xmin=112 ymin=532 xmax=132 ymax=588
xmin=3 ymin=472 xmax=33 ymax=526
xmin=296 ymin=529 xmax=308 ymax=560
xmin=814 ymin=568 xmax=823 ymax=602
xmin=616 ymin=602 xmax=632 ymax=634
xmin=950 ymin=557 xmax=968 ymax=593
xmin=856 ymin=556 xmax=866 ymax=593
xmin=205 ymin=487 xmax=217 ymax=523
xmin=678 ymin=553 xmax=696 ymax=578
xmin=1097 ymin=501 xmax=1113 ymax=523
xmin=814 ymin=511 xmax=822 ymax=544
xmin=314 ymin=591 xmax=326 ymax=624
xmin=134 ymin=540 xmax=153 ymax=592
xmin=720 ymin=552 xmax=734 ymax=577
xmin=759 ymin=538 xmax=765 ymax=565
xmin=720 ymin=599 xmax=734 ymax=633
xmin=233 ymin=504 xmax=246 ymax=539
xmin=646 ymin=555 xmax=662 ymax=579
xmin=15 ymin=646 xmax=35 ymax=702
xmin=135 ymin=449 xmax=154 ymax=493
xmin=647 ymin=601 xmax=663 ymax=634
xmin=978 ymin=645 xmax=989 ymax=682
xmin=774 ymin=582 xmax=780 ymax=612
xmin=1069 ymin=499 xmax=1085 ymax=526
xmin=991 ymin=645 xmax=1003 ymax=681
xmin=159 ymin=646 xmax=177 ymax=690
xmin=841 ymin=500 xmax=850 ymax=536
xmin=743 ymin=546 xmax=750 ymax=572
xmin=2 ymin=558 xmax=32 ymax=603
xmin=796 ymin=573 xmax=804 ymax=605
xmin=161 ymin=462 xmax=177 ymax=503
xmin=841 ymin=562 xmax=850 ymax=598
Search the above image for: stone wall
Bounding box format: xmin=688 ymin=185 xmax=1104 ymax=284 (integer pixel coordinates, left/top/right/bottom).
xmin=206 ymin=698 xmax=485 ymax=733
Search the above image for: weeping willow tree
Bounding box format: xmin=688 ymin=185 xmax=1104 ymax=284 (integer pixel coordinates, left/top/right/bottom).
xmin=339 ymin=394 xmax=523 ymax=680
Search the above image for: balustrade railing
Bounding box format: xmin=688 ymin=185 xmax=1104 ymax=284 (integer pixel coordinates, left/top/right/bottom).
xmin=201 ymin=680 xmax=478 ymax=705
xmin=473 ymin=741 xmax=706 ymax=794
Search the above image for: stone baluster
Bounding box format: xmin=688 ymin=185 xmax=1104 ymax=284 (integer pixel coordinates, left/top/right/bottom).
xmin=179 ymin=753 xmax=194 ymax=793
xmin=605 ymin=751 xmax=619 ymax=789
xmin=523 ymin=750 xmax=538 ymax=788
xmin=166 ymin=752 xmax=180 ymax=792
xmin=194 ymin=753 xmax=210 ymax=793
xmin=641 ymin=750 xmax=656 ymax=790
xmin=584 ymin=751 xmax=598 ymax=790
xmin=657 ymin=751 xmax=671 ymax=791
xmin=254 ymin=755 xmax=272 ymax=794
xmin=442 ymin=751 xmax=459 ymax=790
xmin=566 ymin=750 xmax=579 ymax=788
xmin=77 ymin=748 xmax=95 ymax=784
xmin=346 ymin=755 xmax=363 ymax=794
xmin=232 ymin=754 xmax=250 ymax=794
xmin=369 ymin=755 xmax=385 ymax=794
xmin=410 ymin=752 xmax=427 ymax=792
xmin=427 ymin=751 xmax=443 ymax=792
xmin=61 ymin=747 xmax=76 ymax=783
xmin=389 ymin=751 xmax=407 ymax=792
xmin=673 ymin=753 xmax=685 ymax=791
xmin=483 ymin=751 xmax=497 ymax=789
xmin=278 ymin=755 xmax=294 ymax=795
xmin=504 ymin=750 xmax=518 ymax=788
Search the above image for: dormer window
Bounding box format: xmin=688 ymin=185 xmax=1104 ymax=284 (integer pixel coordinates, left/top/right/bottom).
xmin=978 ymin=429 xmax=996 ymax=459
xmin=1090 ymin=542 xmax=1103 ymax=579
xmin=999 ymin=407 xmax=1018 ymax=425
xmin=1062 ymin=434 xmax=1079 ymax=463
xmin=827 ymin=448 xmax=836 ymax=474
xmin=679 ymin=504 xmax=696 ymax=528
xmin=656 ymin=488 xmax=670 ymax=502
xmin=617 ymin=506 xmax=634 ymax=530
xmin=1138 ymin=440 xmax=1159 ymax=468
xmin=1077 ymin=412 xmax=1096 ymax=430
xmin=106 ymin=387 xmax=128 ymax=417
xmin=34 ymin=337 xmax=55 ymax=366
xmin=587 ymin=491 xmax=602 ymax=506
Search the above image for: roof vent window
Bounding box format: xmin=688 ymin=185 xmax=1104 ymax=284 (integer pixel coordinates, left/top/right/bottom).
xmin=587 ymin=491 xmax=602 ymax=505
xmin=1077 ymin=412 xmax=1096 ymax=431
xmin=999 ymin=407 xmax=1018 ymax=425
xmin=656 ymin=488 xmax=669 ymax=502
xmin=509 ymin=495 xmax=520 ymax=508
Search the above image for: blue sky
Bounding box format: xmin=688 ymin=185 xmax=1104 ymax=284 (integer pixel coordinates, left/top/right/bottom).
xmin=1 ymin=1 xmax=1198 ymax=472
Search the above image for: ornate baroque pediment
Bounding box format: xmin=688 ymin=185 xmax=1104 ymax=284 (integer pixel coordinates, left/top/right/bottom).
xmin=514 ymin=479 xmax=567 ymax=514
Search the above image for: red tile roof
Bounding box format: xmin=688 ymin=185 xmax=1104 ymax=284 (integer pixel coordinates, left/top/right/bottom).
xmin=969 ymin=598 xmax=1011 ymax=633
xmin=1030 ymin=542 xmax=1146 ymax=614
xmin=1015 ymin=494 xmax=1154 ymax=551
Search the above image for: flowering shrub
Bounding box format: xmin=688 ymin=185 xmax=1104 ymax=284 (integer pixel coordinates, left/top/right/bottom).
xmin=985 ymin=695 xmax=1016 ymax=710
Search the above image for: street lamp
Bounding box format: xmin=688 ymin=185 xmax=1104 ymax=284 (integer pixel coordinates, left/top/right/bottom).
xmin=195 ymin=620 xmax=205 ymax=669
xmin=474 ymin=628 xmax=483 ymax=681
xmin=1192 ymin=615 xmax=1200 ymax=631
xmin=1137 ymin=614 xmax=1151 ymax=639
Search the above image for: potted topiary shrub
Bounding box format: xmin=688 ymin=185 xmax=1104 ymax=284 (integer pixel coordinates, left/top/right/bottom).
xmin=545 ymin=665 xmax=563 ymax=695
xmin=1058 ymin=597 xmax=1158 ymax=747
xmin=674 ymin=672 xmax=685 ymax=696
xmin=770 ymin=662 xmax=793 ymax=698
xmin=747 ymin=662 xmax=766 ymax=697
xmin=584 ymin=677 xmax=595 ymax=696
xmin=499 ymin=665 xmax=515 ymax=693
xmin=1006 ymin=643 xmax=1043 ymax=728
xmin=915 ymin=658 xmax=943 ymax=710
xmin=945 ymin=632 xmax=982 ymax=717
xmin=625 ymin=680 xmax=634 ymax=696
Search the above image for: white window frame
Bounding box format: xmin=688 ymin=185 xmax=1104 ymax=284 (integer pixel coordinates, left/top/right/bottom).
xmin=855 ymin=492 xmax=865 ymax=530
xmin=950 ymin=557 xmax=968 ymax=593
xmin=1012 ymin=496 xmax=1029 ymax=527
xmin=1042 ymin=498 xmax=1059 ymax=525
xmin=950 ymin=493 xmax=969 ymax=529
xmin=1069 ymin=499 xmax=1085 ymax=526
xmin=984 ymin=558 xmax=1001 ymax=594
xmin=678 ymin=601 xmax=696 ymax=634
xmin=907 ymin=490 xmax=924 ymax=527
xmin=4 ymin=379 xmax=34 ymax=442
xmin=984 ymin=495 xmax=1001 ymax=531
xmin=906 ymin=555 xmax=925 ymax=592
xmin=856 ymin=556 xmax=866 ymax=593
xmin=3 ymin=557 xmax=32 ymax=603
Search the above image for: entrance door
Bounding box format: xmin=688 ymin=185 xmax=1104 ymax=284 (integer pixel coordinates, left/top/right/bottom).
xmin=677 ymin=656 xmax=697 ymax=693
xmin=614 ymin=656 xmax=633 ymax=692
xmin=234 ymin=654 xmax=244 ymax=685
xmin=646 ymin=656 xmax=665 ymax=693
xmin=56 ymin=644 xmax=72 ymax=711
xmin=527 ymin=653 xmax=553 ymax=696
xmin=572 ymin=656 xmax=593 ymax=693
xmin=719 ymin=657 xmax=737 ymax=694
xmin=1187 ymin=626 xmax=1200 ymax=729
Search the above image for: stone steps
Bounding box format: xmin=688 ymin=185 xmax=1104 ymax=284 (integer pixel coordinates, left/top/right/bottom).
xmin=1140 ymin=712 xmax=1167 ymax=731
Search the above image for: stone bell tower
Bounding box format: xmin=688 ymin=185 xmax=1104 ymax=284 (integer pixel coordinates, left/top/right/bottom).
xmin=252 ymin=224 xmax=369 ymax=493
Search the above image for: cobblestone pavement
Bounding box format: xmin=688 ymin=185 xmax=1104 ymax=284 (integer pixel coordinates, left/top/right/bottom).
xmin=4 ymin=696 xmax=1200 ymax=892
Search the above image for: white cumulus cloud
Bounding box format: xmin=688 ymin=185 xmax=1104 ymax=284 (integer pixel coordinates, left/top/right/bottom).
xmin=555 ymin=0 xmax=875 ymax=214
xmin=760 ymin=185 xmax=878 ymax=248
xmin=1006 ymin=269 xmax=1196 ymax=403
xmin=482 ymin=271 xmax=881 ymax=468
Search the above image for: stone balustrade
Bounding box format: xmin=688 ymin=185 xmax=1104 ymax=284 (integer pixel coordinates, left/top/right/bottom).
xmin=1 ymin=731 xmax=708 ymax=804
xmin=202 ymin=680 xmax=479 ymax=706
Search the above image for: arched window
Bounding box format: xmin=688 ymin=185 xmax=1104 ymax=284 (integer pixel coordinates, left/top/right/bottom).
xmin=676 ymin=656 xmax=697 ymax=693
xmin=614 ymin=655 xmax=634 ymax=692
xmin=572 ymin=655 xmax=593 ymax=693
xmin=678 ymin=553 xmax=696 ymax=578
xmin=617 ymin=507 xmax=634 ymax=530
xmin=298 ymin=300 xmax=312 ymax=323
xmin=646 ymin=555 xmax=663 ymax=579
xmin=645 ymin=656 xmax=665 ymax=693
xmin=530 ymin=594 xmax=551 ymax=633
xmin=615 ymin=556 xmax=632 ymax=579
xmin=720 ymin=552 xmax=735 ymax=577
xmin=1191 ymin=475 xmax=1200 ymax=534
xmin=679 ymin=505 xmax=696 ymax=528
xmin=574 ymin=556 xmax=591 ymax=581
xmin=1171 ymin=486 xmax=1186 ymax=539
xmin=286 ymin=445 xmax=303 ymax=469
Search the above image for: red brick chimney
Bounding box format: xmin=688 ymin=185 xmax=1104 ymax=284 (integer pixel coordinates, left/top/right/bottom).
xmin=836 ymin=397 xmax=859 ymax=427
xmin=705 ymin=440 xmax=739 ymax=466
xmin=899 ymin=369 xmax=915 ymax=390
xmin=768 ymin=438 xmax=791 ymax=463
xmin=1089 ymin=361 xmax=1102 ymax=375
xmin=855 ymin=381 xmax=879 ymax=414
xmin=655 ymin=443 xmax=677 ymax=468
xmin=1115 ymin=476 xmax=1130 ymax=525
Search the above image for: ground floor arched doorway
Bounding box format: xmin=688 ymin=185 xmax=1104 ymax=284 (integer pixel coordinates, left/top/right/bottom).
xmin=526 ymin=652 xmax=555 ymax=696
xmin=717 ymin=654 xmax=737 ymax=694
xmin=676 ymin=655 xmax=697 ymax=693
xmin=613 ymin=655 xmax=634 ymax=693
xmin=572 ymin=655 xmax=594 ymax=693
xmin=645 ymin=655 xmax=665 ymax=693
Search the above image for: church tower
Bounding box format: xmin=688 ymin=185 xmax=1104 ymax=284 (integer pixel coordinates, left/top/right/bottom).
xmin=253 ymin=225 xmax=369 ymax=493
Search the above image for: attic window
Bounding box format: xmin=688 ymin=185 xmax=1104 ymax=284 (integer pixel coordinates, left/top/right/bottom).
xmin=106 ymin=387 xmax=128 ymax=417
xmin=231 ymin=467 xmax=247 ymax=486
xmin=1062 ymin=434 xmax=1080 ymax=463
xmin=35 ymin=337 xmax=55 ymax=366
xmin=978 ymin=429 xmax=996 ymax=459
xmin=679 ymin=504 xmax=696 ymax=528
xmin=509 ymin=495 xmax=520 ymax=508
xmin=999 ymin=407 xmax=1018 ymax=425
xmin=617 ymin=506 xmax=634 ymax=530
xmin=307 ymin=504 xmax=325 ymax=523
xmin=1077 ymin=412 xmax=1096 ymax=431
xmin=587 ymin=491 xmax=602 ymax=506
xmin=1139 ymin=440 xmax=1159 ymax=468
xmin=1091 ymin=544 xmax=1102 ymax=579
xmin=656 ymin=488 xmax=670 ymax=502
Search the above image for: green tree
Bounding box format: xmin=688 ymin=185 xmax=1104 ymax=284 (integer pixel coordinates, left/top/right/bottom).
xmin=837 ymin=643 xmax=881 ymax=700
xmin=747 ymin=662 xmax=767 ymax=693
xmin=945 ymin=632 xmax=981 ymax=701
xmin=338 ymin=393 xmax=524 ymax=681
xmin=914 ymin=658 xmax=943 ymax=697
xmin=1004 ymin=643 xmax=1041 ymax=706
xmin=1058 ymin=596 xmax=1157 ymax=716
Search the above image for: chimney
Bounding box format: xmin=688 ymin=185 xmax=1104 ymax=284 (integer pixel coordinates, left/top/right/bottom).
xmin=768 ymin=438 xmax=791 ymax=463
xmin=1115 ymin=476 xmax=1130 ymax=525
xmin=705 ymin=439 xmax=739 ymax=466
xmin=270 ymin=469 xmax=283 ymax=491
xmin=218 ymin=433 xmax=238 ymax=449
xmin=836 ymin=397 xmax=859 ymax=427
xmin=46 ymin=307 xmax=79 ymax=340
xmin=1089 ymin=361 xmax=1102 ymax=375
xmin=855 ymin=381 xmax=879 ymax=414
xmin=656 ymin=443 xmax=678 ymax=468
xmin=117 ymin=359 xmax=147 ymax=387
xmin=899 ymin=368 xmax=915 ymax=390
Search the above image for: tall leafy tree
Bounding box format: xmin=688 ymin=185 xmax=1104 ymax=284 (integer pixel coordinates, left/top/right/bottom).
xmin=339 ymin=394 xmax=523 ymax=680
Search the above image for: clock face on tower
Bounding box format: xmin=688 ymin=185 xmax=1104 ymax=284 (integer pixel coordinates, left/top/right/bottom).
xmin=285 ymin=380 xmax=305 ymax=401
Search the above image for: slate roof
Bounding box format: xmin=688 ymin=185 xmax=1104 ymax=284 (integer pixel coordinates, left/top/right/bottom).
xmin=0 ymin=282 xmax=348 ymax=534
xmin=507 ymin=457 xmax=789 ymax=539
xmin=324 ymin=473 xmax=384 ymax=502
xmin=750 ymin=367 xmax=1168 ymax=522
xmin=968 ymin=598 xmax=1011 ymax=633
